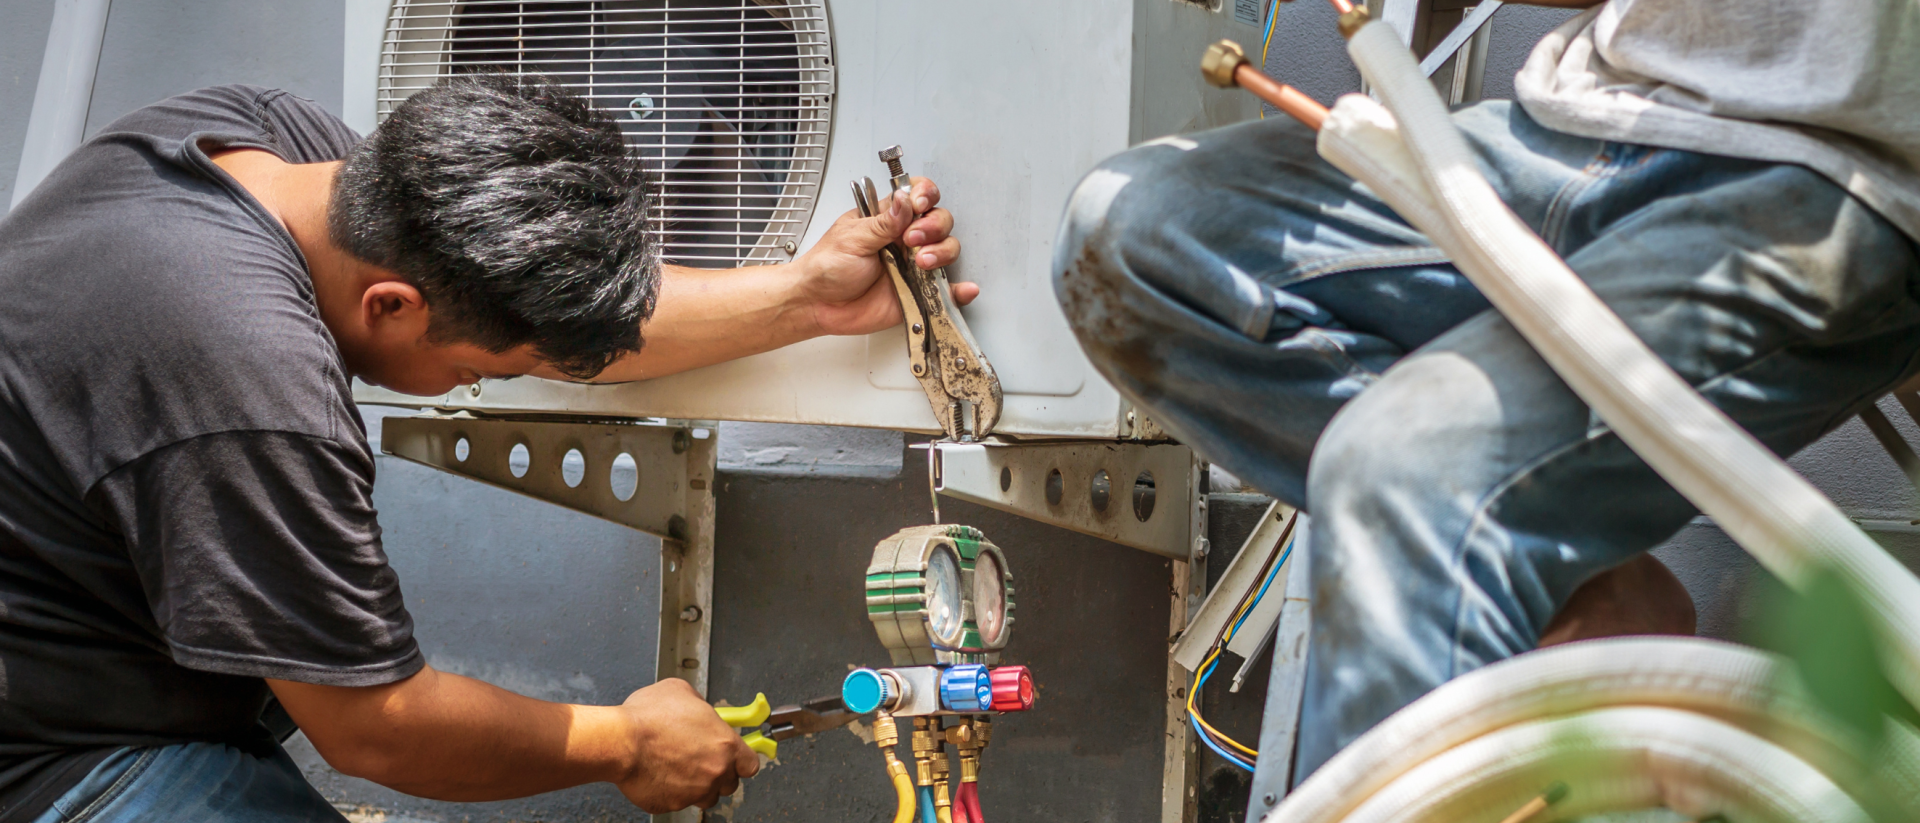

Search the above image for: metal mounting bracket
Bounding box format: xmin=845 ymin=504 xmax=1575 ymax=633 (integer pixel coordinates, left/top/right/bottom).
xmin=925 ymin=440 xmax=1206 ymax=559
xmin=378 ymin=413 xmax=720 ymax=706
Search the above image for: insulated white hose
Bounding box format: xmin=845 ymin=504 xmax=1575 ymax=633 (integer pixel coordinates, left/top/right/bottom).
xmin=1266 ymin=638 xmax=1920 ymax=823
xmin=1315 ymin=19 xmax=1920 ymax=709
xmin=1341 ymin=706 xmax=1868 ymax=823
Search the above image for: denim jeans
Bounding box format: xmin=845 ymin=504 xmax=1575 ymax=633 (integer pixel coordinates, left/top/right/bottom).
xmin=1052 ymin=101 xmax=1920 ymax=780
xmin=31 ymin=743 xmax=343 ymax=822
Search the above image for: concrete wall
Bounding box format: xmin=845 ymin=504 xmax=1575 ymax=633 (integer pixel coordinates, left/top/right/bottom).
xmin=4 ymin=2 xmax=1917 ymax=822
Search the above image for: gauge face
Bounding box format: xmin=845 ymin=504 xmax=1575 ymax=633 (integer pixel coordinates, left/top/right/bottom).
xmin=925 ymin=546 xmax=964 ymax=644
xmin=973 ymin=550 xmax=1008 ymax=646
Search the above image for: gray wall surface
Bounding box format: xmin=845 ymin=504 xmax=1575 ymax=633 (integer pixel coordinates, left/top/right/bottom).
xmin=2 ymin=1 xmax=1915 ymax=822
xmin=0 ymin=1 xmax=57 ymax=208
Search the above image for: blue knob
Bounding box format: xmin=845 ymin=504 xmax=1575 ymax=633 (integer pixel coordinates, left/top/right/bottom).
xmin=843 ymin=668 xmax=894 ymax=714
xmin=939 ymin=664 xmax=992 ymax=712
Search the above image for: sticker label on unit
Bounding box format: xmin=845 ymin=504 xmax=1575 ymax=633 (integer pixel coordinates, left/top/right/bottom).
xmin=1235 ymin=0 xmax=1267 ymax=27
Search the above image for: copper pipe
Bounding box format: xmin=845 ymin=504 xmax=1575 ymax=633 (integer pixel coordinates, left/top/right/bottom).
xmin=1234 ymin=63 xmax=1329 ymax=131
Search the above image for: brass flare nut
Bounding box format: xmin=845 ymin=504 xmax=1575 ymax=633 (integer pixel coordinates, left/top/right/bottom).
xmin=874 ymin=714 xmax=900 ymax=749
xmin=959 ymin=757 xmax=981 ymax=783
xmin=1201 ymin=40 xmax=1248 ymax=89
xmin=1338 ymin=5 xmax=1372 ymax=38
xmin=934 ymin=782 xmax=952 ymax=809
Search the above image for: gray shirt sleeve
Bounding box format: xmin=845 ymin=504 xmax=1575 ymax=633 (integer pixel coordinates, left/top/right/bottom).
xmin=86 ymin=430 xmax=422 ymax=686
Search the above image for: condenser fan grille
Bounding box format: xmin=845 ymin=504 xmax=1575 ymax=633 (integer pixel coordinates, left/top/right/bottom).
xmin=378 ymin=0 xmax=833 ymax=268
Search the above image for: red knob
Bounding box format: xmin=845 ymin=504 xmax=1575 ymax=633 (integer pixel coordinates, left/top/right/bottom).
xmin=989 ymin=665 xmax=1035 ymax=712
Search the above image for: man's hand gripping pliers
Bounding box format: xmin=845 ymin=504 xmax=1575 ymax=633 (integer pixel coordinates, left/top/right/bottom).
xmin=851 ymin=146 xmax=1002 ymax=440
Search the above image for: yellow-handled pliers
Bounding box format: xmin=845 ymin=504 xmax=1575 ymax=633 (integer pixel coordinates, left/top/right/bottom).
xmin=715 ymin=693 xmax=779 ymax=759
xmin=715 ymin=693 xmax=859 ymax=761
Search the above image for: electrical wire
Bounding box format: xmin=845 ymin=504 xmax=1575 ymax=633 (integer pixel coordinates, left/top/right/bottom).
xmin=1186 ymin=516 xmax=1298 ymax=771
xmin=1257 ymin=0 xmax=1282 ymax=119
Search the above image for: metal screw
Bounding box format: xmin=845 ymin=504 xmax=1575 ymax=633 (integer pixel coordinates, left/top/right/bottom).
xmin=878 ymin=145 xmax=905 ymax=177
xmin=672 ymin=429 xmax=691 ymax=454
xmin=912 ymin=363 xmax=926 ymax=376
xmin=1263 ymin=794 xmax=1278 ymax=807
xmin=680 ymin=605 xmax=703 ymax=623
xmin=910 ymin=323 xmax=923 ymax=334
xmin=782 ymin=240 xmax=798 ymax=254
xmin=681 ymin=657 xmax=700 ymax=670
xmin=954 ymin=356 xmax=967 ymax=369
xmin=468 ymin=382 xmax=483 ymax=397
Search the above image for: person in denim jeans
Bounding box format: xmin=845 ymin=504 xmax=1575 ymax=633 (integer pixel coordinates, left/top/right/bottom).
xmin=1051 ymin=99 xmax=1920 ymax=780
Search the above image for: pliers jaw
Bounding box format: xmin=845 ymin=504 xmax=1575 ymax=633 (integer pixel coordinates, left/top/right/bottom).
xmin=849 ymin=164 xmax=1003 ymax=442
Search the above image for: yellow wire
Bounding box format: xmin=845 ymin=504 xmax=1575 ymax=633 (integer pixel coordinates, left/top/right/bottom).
xmin=1256 ymin=0 xmax=1283 ymax=119
xmin=1189 ymin=529 xmax=1297 ymax=760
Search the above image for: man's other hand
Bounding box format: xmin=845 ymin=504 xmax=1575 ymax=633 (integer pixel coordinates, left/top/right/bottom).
xmin=616 ymin=678 xmax=761 ymax=812
xmin=797 ymin=176 xmax=978 ymax=337
xmin=270 ymin=666 xmax=755 ymax=809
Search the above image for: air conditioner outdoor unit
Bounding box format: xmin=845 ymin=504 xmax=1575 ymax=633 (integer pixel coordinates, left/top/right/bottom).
xmin=346 ymin=0 xmax=1263 ymax=439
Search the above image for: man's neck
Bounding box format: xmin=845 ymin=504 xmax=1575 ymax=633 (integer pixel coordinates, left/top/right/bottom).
xmin=210 ymin=150 xmax=371 ymax=363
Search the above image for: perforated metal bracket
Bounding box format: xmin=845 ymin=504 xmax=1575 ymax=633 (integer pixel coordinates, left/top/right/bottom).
xmin=925 ymin=440 xmax=1204 ymax=559
xmin=378 ymin=413 xmax=719 ymax=699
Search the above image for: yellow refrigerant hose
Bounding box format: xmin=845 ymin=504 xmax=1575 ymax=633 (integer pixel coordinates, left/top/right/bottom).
xmin=874 ymin=714 xmax=917 ymax=823
xmin=888 ymin=764 xmax=916 ymax=823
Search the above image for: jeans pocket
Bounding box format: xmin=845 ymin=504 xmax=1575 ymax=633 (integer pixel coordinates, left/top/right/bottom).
xmin=53 ymin=748 xmax=159 ymax=823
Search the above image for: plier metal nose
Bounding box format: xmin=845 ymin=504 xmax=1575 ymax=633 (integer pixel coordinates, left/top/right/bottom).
xmin=850 ymin=145 xmax=1003 ymax=441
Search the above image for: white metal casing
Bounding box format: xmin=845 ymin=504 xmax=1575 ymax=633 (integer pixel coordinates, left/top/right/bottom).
xmin=347 ymin=0 xmax=1262 ymax=437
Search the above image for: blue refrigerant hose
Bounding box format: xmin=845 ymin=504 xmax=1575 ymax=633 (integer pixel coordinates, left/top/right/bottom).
xmin=918 ymin=785 xmax=937 ymax=823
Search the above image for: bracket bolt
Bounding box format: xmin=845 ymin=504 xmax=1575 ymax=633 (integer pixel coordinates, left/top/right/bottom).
xmin=912 ymin=363 xmax=926 ymax=376
xmin=468 ymin=382 xmax=483 ymax=397
xmin=911 ymin=323 xmax=923 ymax=334
xmin=1263 ymin=794 xmax=1278 ymax=807
xmin=954 ymin=356 xmax=966 ymax=369
xmin=782 ymin=240 xmax=798 ymax=254
xmin=681 ymin=657 xmax=700 ymax=670
xmin=672 ymin=429 xmax=691 ymax=454
xmin=680 ymin=605 xmax=703 ymax=623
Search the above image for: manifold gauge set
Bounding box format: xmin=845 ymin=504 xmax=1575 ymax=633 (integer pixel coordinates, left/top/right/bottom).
xmin=846 ymin=525 xmax=1032 ymax=715
xmin=841 ymin=525 xmax=1034 ymax=823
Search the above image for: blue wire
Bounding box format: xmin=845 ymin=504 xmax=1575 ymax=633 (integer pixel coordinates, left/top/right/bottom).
xmin=1191 ymin=534 xmax=1297 ymax=773
xmin=1226 ymin=538 xmax=1294 ymax=644
xmin=918 ymin=785 xmax=936 ymax=823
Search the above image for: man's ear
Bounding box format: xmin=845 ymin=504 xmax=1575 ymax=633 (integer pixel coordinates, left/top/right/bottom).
xmin=361 ymin=280 xmax=431 ymax=339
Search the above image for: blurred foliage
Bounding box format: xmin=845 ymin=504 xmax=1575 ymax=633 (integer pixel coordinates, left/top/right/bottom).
xmin=1746 ymin=567 xmax=1920 ymax=748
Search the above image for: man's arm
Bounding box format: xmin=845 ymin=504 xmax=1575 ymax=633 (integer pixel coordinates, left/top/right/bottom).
xmin=562 ymin=178 xmax=971 ymax=383
xmin=271 ymin=667 xmax=755 ymax=812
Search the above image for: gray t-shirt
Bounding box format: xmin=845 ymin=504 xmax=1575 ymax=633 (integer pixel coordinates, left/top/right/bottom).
xmin=1514 ymin=0 xmax=1920 ymax=241
xmin=0 ymin=86 xmax=420 ymax=820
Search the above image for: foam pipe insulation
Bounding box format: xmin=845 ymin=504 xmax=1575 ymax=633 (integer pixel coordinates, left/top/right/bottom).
xmin=1266 ymin=638 xmax=1920 ymax=822
xmin=1257 ymin=19 xmax=1920 ymax=821
xmin=1315 ymin=20 xmax=1920 ymax=708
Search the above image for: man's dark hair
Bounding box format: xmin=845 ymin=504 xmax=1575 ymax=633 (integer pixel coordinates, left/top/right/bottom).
xmin=329 ymin=73 xmax=657 ymax=379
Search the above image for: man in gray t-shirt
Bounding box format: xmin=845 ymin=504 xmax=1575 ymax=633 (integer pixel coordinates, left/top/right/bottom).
xmin=0 ymin=77 xmax=964 ymax=821
xmin=1052 ymin=0 xmax=1920 ymax=787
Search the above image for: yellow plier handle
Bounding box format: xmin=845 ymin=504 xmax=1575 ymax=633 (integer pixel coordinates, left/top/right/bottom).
xmin=715 ymin=693 xmax=779 ymax=759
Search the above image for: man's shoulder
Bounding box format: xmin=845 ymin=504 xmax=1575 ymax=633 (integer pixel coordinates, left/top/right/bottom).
xmin=95 ymin=85 xmax=360 ymax=165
